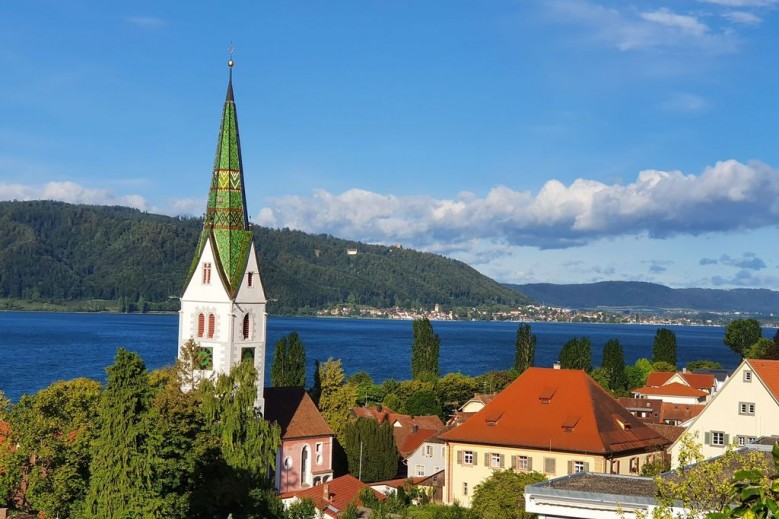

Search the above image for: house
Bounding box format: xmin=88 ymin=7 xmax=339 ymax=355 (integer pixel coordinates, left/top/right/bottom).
xmin=439 ymin=367 xmax=670 ymax=507
xmin=618 ymin=397 xmax=704 ymax=426
xmin=265 ymin=387 xmax=335 ymax=493
xmin=447 ymin=393 xmax=495 ymax=426
xmin=350 ymin=405 xmax=445 ymax=470
xmin=669 ymin=359 xmax=779 ymax=465
xmin=370 ymin=472 xmax=445 ymax=504
xmin=405 ymin=427 xmax=450 ymax=478
xmin=645 ymin=371 xmax=717 ymax=396
xmin=281 ymin=474 xmax=384 ymax=518
xmin=632 ymin=383 xmax=708 ymax=405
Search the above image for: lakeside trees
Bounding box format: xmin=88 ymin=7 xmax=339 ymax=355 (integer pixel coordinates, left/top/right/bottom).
xmin=653 ymin=327 xmax=677 ymax=368
xmin=514 ymin=323 xmax=536 ymax=375
xmin=271 ymin=332 xmax=306 ymax=387
xmin=411 ymin=318 xmax=441 ymax=380
xmin=601 ymin=339 xmax=628 ymax=393
xmin=558 ymin=337 xmax=592 ymax=372
xmin=724 ymin=318 xmax=762 ymax=358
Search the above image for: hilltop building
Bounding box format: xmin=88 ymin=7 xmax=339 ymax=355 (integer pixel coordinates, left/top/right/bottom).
xmin=178 ymin=59 xmax=268 ymax=412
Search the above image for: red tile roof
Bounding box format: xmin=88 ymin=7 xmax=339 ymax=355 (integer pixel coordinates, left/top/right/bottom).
xmin=748 ymin=359 xmax=779 ymax=400
xmin=659 ymin=402 xmax=704 ymax=423
xmin=645 ymin=372 xmax=675 ymax=387
xmin=264 ymin=387 xmax=334 ymax=439
xmin=646 ymin=423 xmax=686 ymax=443
xmin=645 ymin=371 xmax=715 ymax=392
xmin=439 ymin=367 xmax=669 ymax=455
xmin=282 ymin=474 xmax=384 ymax=517
xmin=351 ymin=406 xmax=445 ymax=458
xmin=633 ymin=383 xmax=707 ymax=398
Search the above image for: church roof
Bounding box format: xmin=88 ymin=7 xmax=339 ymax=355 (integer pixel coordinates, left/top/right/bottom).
xmin=264 ymin=387 xmax=334 ymax=439
xmin=184 ymin=60 xmax=254 ymax=297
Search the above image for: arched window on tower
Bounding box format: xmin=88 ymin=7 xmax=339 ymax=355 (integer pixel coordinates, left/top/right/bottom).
xmin=197 ymin=313 xmax=205 ymax=337
xmin=243 ymin=314 xmax=250 ymax=340
xmin=208 ymin=314 xmax=215 ymax=338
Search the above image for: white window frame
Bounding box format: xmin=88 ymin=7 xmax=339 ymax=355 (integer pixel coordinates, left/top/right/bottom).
xmin=490 ymin=453 xmax=501 ymax=468
xmin=712 ymin=431 xmax=725 ymax=446
xmin=739 ymin=402 xmax=756 ymax=415
xmin=463 ymin=451 xmax=474 ymax=465
xmin=315 ymin=442 xmax=323 ymax=465
xmin=416 ymin=464 xmax=425 ymax=477
xmin=517 ymin=455 xmax=529 ymax=471
xmin=574 ymin=461 xmax=585 ymax=473
xmin=424 ymin=445 xmax=433 ymax=458
xmin=744 ymin=371 xmax=752 ymax=382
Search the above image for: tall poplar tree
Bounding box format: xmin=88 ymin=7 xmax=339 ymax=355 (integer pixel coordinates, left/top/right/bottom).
xmin=82 ymin=348 xmax=158 ymax=519
xmin=601 ymin=339 xmax=628 ymax=393
xmin=343 ymin=418 xmax=399 ymax=483
xmin=514 ymin=323 xmax=536 ymax=375
xmin=411 ymin=318 xmax=440 ymax=380
xmin=653 ymin=328 xmax=677 ymax=368
xmin=558 ymin=337 xmax=592 ymax=372
xmin=271 ymin=332 xmax=307 ymax=387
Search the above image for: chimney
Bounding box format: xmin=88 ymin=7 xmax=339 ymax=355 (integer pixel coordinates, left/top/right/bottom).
xmin=553 ymin=361 xmax=561 ymax=370
xmin=323 ymin=483 xmax=330 ymax=501
xmin=682 ymin=367 xmax=687 ymax=373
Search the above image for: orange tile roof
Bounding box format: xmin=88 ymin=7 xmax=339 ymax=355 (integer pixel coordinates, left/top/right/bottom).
xmin=282 ymin=474 xmax=384 ymax=516
xmin=439 ymin=367 xmax=669 ymax=455
xmin=645 ymin=372 xmax=675 ymax=387
xmin=633 ymin=383 xmax=707 ymax=398
xmin=679 ymin=373 xmax=716 ymax=391
xmin=659 ymin=402 xmax=704 ymax=423
xmin=264 ymin=387 xmax=334 ymax=439
xmin=351 ymin=406 xmax=445 ymax=458
xmin=646 ymin=423 xmax=686 ymax=443
xmin=748 ymin=359 xmax=779 ymax=400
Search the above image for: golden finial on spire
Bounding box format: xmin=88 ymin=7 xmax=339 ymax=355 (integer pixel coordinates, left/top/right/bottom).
xmin=228 ymin=44 xmax=235 ymax=68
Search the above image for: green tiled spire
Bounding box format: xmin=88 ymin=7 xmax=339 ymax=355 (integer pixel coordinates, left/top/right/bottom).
xmin=187 ymin=61 xmax=254 ymax=297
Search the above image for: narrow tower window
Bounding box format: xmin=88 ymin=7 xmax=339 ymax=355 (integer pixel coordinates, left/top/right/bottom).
xmin=208 ymin=314 xmax=215 ymax=339
xmin=197 ymin=313 xmax=205 ymax=337
xmin=243 ymin=314 xmax=250 ymax=340
xmin=202 ymin=262 xmax=212 ymax=284
xmin=248 ymin=272 xmax=254 ymax=287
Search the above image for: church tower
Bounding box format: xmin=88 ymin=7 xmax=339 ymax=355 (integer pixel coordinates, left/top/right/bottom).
xmin=178 ymin=58 xmax=267 ymax=413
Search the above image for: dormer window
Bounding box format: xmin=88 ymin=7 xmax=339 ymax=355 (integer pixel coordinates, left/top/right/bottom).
xmin=539 ymin=387 xmax=557 ymax=404
xmin=562 ymin=415 xmax=580 ymax=433
xmin=202 ymin=262 xmax=212 ymax=284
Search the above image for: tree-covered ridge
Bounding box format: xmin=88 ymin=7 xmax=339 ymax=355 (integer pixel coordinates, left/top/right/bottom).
xmin=0 ymin=200 xmax=528 ymax=314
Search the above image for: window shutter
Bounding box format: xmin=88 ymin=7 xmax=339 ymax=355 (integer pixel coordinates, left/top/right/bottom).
xmin=484 ymin=453 xmax=489 ymax=466
xmin=499 ymin=454 xmax=505 ymax=468
xmin=456 ymin=451 xmax=462 ymax=465
xmin=567 ymin=461 xmax=573 ymax=474
xmin=527 ymin=457 xmax=533 ymax=471
xmin=511 ymin=455 xmax=517 ymax=469
xmin=704 ymin=432 xmax=711 ymax=445
xmin=584 ymin=462 xmax=590 ymax=472
xmin=724 ymin=434 xmax=730 ymax=445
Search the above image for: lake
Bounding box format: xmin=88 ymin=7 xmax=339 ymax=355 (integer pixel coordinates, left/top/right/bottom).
xmin=0 ymin=312 xmax=752 ymax=401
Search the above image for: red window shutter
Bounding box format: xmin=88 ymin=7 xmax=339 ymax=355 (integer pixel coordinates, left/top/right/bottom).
xmin=208 ymin=314 xmax=215 ymax=338
xmin=197 ymin=314 xmax=205 ymax=337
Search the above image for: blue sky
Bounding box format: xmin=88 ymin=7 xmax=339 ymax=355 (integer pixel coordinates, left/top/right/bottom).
xmin=3 ymin=0 xmax=779 ymax=289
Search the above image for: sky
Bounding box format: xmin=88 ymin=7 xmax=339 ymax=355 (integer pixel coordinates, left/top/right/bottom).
xmin=3 ymin=1 xmax=779 ymax=290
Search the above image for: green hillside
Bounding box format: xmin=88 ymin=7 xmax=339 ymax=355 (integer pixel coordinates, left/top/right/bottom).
xmin=0 ymin=200 xmax=528 ymax=314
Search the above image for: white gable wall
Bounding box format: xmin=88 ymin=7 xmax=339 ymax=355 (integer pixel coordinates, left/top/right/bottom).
xmin=669 ymin=360 xmax=779 ymax=465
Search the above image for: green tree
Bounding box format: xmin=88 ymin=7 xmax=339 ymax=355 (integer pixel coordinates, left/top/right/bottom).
xmin=686 ymin=360 xmax=722 ymax=371
xmin=286 ymin=498 xmax=317 ymax=519
xmin=707 ymin=442 xmax=779 ymax=518
xmin=514 ymin=323 xmax=536 ymax=375
xmin=404 ymin=389 xmax=443 ymax=418
xmin=82 ymin=348 xmax=158 ymax=519
xmin=744 ymin=337 xmax=779 ymax=360
xmin=724 ymin=318 xmax=762 ymax=358
xmin=625 ymin=358 xmax=653 ymax=390
xmin=653 ymin=328 xmax=677 ymax=368
xmin=601 ymin=338 xmax=628 ymax=393
xmin=317 ymin=358 xmax=358 ymax=442
xmin=0 ymin=378 xmax=101 ymax=518
xmin=435 ymin=373 xmax=479 ymax=418
xmin=411 ymin=318 xmax=440 ymax=380
xmin=271 ymin=332 xmax=307 ymax=387
xmin=343 ymin=418 xmax=399 ymax=482
xmin=470 ymin=469 xmax=546 ymax=519
xmin=558 ymin=337 xmax=592 ymax=371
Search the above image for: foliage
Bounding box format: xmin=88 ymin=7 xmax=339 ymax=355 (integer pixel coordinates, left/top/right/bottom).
xmin=653 ymin=361 xmax=677 ymax=372
xmin=474 ymin=370 xmax=516 ymax=394
xmin=0 ymin=201 xmax=528 ymax=313
xmin=589 ymin=367 xmax=610 ymax=391
xmin=640 ymin=454 xmax=670 ymax=477
xmin=286 ymin=498 xmax=317 ymax=519
xmin=470 ymin=469 xmax=547 ymax=519
xmin=343 ymin=418 xmax=400 ymax=482
xmin=0 ymin=378 xmax=101 ymax=518
xmin=724 ymin=318 xmax=763 ymax=358
xmin=412 ymin=318 xmax=441 ymax=380
xmin=744 ymin=337 xmax=779 ymax=360
xmin=514 ymin=323 xmax=536 ymax=375
xmin=625 ymin=358 xmax=654 ymax=390
xmin=653 ymin=328 xmax=677 ymax=368
xmin=405 ymin=390 xmax=443 ymax=418
xmin=435 ymin=373 xmax=479 ymax=419
xmin=648 ymin=433 xmax=771 ymax=519
xmin=341 ymin=501 xmax=361 ymax=519
xmin=316 ymin=358 xmax=358 ymax=442
xmin=82 ymin=348 xmax=158 ymax=518
xmin=271 ymin=332 xmax=306 ymax=387
xmin=602 ymin=338 xmax=628 ymax=393
xmin=686 ymin=360 xmax=723 ymax=371
xmin=558 ymin=336 xmax=592 ymax=371
xmin=707 ymin=442 xmax=779 ymax=518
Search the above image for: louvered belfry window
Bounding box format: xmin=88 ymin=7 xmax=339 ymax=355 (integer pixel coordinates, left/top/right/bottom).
xmin=208 ymin=314 xmax=215 ymax=338
xmin=197 ymin=313 xmax=205 ymax=337
xmin=243 ymin=314 xmax=250 ymax=340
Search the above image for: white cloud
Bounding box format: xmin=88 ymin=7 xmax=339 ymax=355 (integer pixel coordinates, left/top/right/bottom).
xmin=169 ymin=197 xmax=205 ymax=217
xmin=723 ymin=11 xmax=763 ymax=24
xmin=254 ymin=159 xmax=779 ymax=252
xmin=640 ymin=8 xmax=708 ymax=37
xmin=698 ymin=0 xmax=777 ymax=6
xmin=0 ymin=181 xmax=151 ymax=211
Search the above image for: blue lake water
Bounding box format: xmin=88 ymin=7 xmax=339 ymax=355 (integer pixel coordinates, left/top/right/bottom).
xmin=0 ymin=312 xmax=754 ymax=401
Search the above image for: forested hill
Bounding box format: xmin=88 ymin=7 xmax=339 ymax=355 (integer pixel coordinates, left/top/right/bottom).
xmin=0 ymin=200 xmax=528 ymax=314
xmin=506 ymin=281 xmax=779 ymax=314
